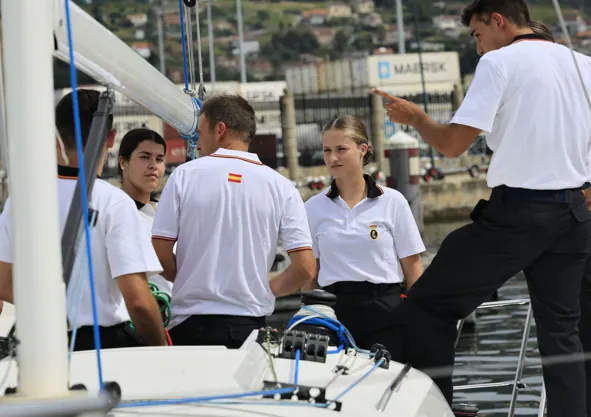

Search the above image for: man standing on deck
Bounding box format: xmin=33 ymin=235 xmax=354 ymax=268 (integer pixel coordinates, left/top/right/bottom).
xmin=371 ymin=1 xmax=591 ymax=416
xmin=152 ymin=94 xmax=317 ymax=348
xmin=0 ymin=89 xmax=168 ymax=350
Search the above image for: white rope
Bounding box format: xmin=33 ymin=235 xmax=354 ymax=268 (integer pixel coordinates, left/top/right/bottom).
xmin=183 ymin=4 xmax=196 ymax=92
xmin=56 ymin=130 xmax=70 ymax=166
xmin=292 ymin=304 xmax=338 ymax=321
xmin=194 ymin=1 xmax=205 ymax=90
xmin=286 ymin=314 xmax=322 ymax=332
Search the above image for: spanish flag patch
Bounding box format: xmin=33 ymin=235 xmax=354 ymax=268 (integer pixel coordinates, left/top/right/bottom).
xmin=228 ymin=173 xmax=242 ymax=183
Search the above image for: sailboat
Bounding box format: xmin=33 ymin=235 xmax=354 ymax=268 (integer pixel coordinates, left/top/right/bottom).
xmin=0 ymin=1 xmax=455 ymax=416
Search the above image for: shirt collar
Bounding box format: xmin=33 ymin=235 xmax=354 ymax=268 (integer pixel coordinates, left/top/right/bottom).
xmin=57 ymin=165 xmax=103 ymax=180
xmin=134 ymin=197 xmax=158 ymax=211
xmin=57 ymin=165 xmax=80 ymax=179
xmin=326 ymin=174 xmax=384 ymax=199
xmin=209 ymin=147 xmax=262 ymax=164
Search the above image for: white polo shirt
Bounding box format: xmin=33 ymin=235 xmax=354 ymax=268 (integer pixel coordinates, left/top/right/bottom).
xmin=305 ymin=175 xmax=425 ymax=288
xmin=133 ymin=199 xmax=173 ymax=295
xmin=152 ymin=148 xmax=313 ymax=328
xmin=450 ymin=40 xmax=591 ymax=190
xmin=0 ymin=166 xmax=162 ymax=328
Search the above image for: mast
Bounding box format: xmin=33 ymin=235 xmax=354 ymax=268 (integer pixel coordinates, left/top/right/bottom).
xmin=1 ymin=0 xmax=69 ymax=397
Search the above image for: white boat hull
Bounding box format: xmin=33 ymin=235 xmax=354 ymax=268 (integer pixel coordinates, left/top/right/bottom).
xmin=0 ymin=304 xmax=453 ymax=416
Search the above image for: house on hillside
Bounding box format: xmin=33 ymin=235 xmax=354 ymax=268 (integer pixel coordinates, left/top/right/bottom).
xmin=359 ymin=12 xmax=382 ymax=27
xmin=328 ymin=4 xmax=352 ymax=19
xmin=352 ymin=0 xmax=375 ymax=15
xmin=432 ymin=15 xmax=461 ymax=31
xmin=301 ymin=8 xmax=329 ymax=25
xmin=131 ymin=41 xmax=155 ymax=59
xmin=311 ymin=27 xmax=337 ymax=45
xmin=232 ymin=39 xmax=260 ymax=57
xmin=127 ymin=13 xmax=148 ymax=28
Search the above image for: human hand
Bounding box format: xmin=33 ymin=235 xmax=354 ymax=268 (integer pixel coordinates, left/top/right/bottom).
xmin=370 ymin=88 xmax=426 ymax=127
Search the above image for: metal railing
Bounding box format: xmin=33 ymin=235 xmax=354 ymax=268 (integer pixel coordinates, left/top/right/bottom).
xmin=454 ymin=298 xmax=547 ymax=417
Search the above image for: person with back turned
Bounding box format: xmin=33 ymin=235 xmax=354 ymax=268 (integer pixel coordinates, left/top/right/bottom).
xmin=371 ymin=1 xmax=591 ymax=416
xmin=0 ymin=89 xmax=168 ymax=350
xmin=152 ymin=94 xmax=317 ymax=348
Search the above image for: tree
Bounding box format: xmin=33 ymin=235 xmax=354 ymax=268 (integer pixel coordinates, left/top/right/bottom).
xmin=256 ymin=10 xmax=270 ymax=22
xmin=332 ymin=30 xmax=349 ymax=55
xmin=353 ymin=32 xmax=374 ymax=52
xmin=261 ymin=27 xmax=321 ymax=68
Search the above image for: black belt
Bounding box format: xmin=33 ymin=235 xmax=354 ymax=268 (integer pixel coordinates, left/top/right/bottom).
xmin=323 ymin=281 xmax=403 ymax=296
xmin=491 ymin=183 xmax=589 ymax=204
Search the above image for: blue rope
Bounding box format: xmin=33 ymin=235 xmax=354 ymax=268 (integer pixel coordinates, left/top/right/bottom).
xmin=208 ymin=400 xmax=330 ymax=408
xmin=294 ymin=349 xmax=300 ymax=385
xmin=297 ymin=306 xmax=372 ymax=355
xmin=286 ymin=316 xmax=353 ymax=352
xmin=117 ymin=387 xmax=295 ymax=408
xmin=64 ymin=0 xmax=104 ymax=391
xmin=328 ymin=344 xmax=344 ymax=355
xmin=332 ymin=358 xmax=385 ymax=402
xmin=178 ymin=0 xmax=189 ymax=91
xmin=179 ymin=96 xmax=203 ymax=159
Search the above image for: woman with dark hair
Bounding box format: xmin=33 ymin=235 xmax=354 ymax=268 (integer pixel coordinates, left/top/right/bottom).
xmin=118 ymin=128 xmax=172 ymax=296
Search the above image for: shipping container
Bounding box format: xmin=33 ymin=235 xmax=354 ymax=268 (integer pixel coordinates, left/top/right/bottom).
xmin=350 ymin=57 xmax=369 ymax=90
xmin=165 ymin=138 xmax=187 ymax=165
xmin=159 ymin=124 xmax=189 ymax=165
xmin=316 ymin=62 xmax=328 ymax=93
xmin=284 ymin=51 xmax=461 ymax=94
xmin=324 ymin=61 xmax=337 ymax=92
xmin=334 ymin=59 xmax=353 ymax=90
xmin=367 ymin=51 xmax=461 ymax=88
xmin=285 ymin=64 xmax=318 ymax=95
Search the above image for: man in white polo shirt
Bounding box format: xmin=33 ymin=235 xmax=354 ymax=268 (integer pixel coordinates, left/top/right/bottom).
xmin=0 ymin=89 xmax=168 ymax=350
xmin=152 ymin=94 xmax=317 ymax=348
xmin=372 ymin=0 xmax=591 ymax=416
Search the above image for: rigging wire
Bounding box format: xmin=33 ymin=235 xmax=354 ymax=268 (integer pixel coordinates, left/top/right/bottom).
xmin=177 ymin=0 xmax=190 ymax=91
xmin=551 ymin=0 xmax=591 ymax=114
xmin=194 ymin=1 xmax=206 ymax=100
xmin=63 ymin=0 xmax=105 ymax=392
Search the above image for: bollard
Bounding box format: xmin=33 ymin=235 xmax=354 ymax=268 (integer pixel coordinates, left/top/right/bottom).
xmin=280 ymin=89 xmax=299 ymax=181
xmin=384 ymin=131 xmax=423 ymax=232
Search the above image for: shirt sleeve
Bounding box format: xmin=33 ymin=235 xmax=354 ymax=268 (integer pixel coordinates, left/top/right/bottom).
xmin=0 ymin=198 xmax=13 ymax=263
xmin=103 ymin=196 xmax=163 ymax=279
xmin=152 ymin=170 xmax=181 ymax=241
xmin=450 ymin=57 xmax=506 ymax=134
xmin=304 ymin=201 xmax=320 ymax=259
xmin=392 ymin=196 xmax=426 ymax=259
xmin=279 ymin=187 xmax=313 ymax=254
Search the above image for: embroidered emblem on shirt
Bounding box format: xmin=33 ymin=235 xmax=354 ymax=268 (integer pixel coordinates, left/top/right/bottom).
xmin=369 ymin=224 xmax=378 ymax=240
xmin=228 ymin=173 xmax=242 ymax=183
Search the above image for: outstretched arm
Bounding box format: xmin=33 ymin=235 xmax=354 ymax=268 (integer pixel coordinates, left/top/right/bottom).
xmin=370 ymin=88 xmax=481 ymax=158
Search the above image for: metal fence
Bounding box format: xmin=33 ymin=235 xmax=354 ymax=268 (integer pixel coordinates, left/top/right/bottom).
xmin=286 ymin=89 xmax=463 ymax=166
xmin=92 ymin=89 xmax=489 ymax=175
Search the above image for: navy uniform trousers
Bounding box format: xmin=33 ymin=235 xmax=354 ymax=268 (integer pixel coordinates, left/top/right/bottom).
xmin=372 ymin=185 xmax=591 ymax=417
xmin=581 ymin=240 xmax=591 ymax=416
